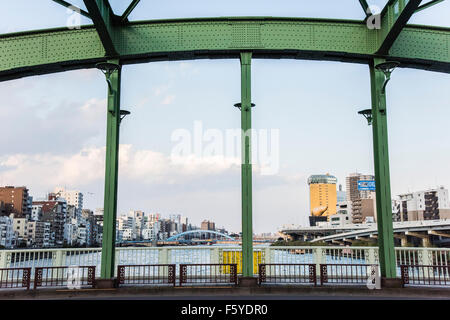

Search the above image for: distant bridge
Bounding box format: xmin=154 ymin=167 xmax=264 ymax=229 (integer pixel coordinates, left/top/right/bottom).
xmin=281 ymin=220 xmax=450 ymax=247
xmin=166 ymin=230 xmax=235 ymax=242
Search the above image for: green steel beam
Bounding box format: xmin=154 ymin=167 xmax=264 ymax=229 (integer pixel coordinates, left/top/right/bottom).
xmin=377 ymin=0 xmax=423 ymax=55
xmin=121 ymin=0 xmax=141 ymax=23
xmin=52 ymin=0 xmax=91 ymax=18
xmin=0 ymin=17 xmax=449 ymax=82
xmin=415 ymin=0 xmax=445 ymax=13
xmin=370 ymin=58 xmax=397 ymax=279
xmin=358 ymin=0 xmax=371 ymax=15
xmin=83 ymin=0 xmax=119 ymax=56
xmin=240 ymin=52 xmax=253 ymax=278
xmin=100 ymin=59 xmax=121 ymax=279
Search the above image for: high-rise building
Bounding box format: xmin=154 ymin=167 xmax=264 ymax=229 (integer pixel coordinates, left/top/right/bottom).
xmin=54 ymin=187 xmax=83 ymax=212
xmin=346 ymin=173 xmax=376 ymax=224
xmin=307 ymin=174 xmax=337 ymax=222
xmin=0 ymin=186 xmax=31 ymax=218
xmin=397 ymin=186 xmax=450 ymax=221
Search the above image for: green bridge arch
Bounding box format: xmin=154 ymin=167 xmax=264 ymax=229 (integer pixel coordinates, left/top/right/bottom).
xmin=1 ymin=17 xmax=449 ymax=81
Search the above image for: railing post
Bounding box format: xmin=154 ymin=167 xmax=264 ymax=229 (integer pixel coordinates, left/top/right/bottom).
xmin=53 ymin=250 xmax=65 ymax=267
xmin=419 ymin=248 xmax=433 ymax=266
xmin=0 ymin=251 xmax=9 ymax=268
xmin=264 ymin=247 xmax=271 ymax=264
xmin=366 ymin=247 xmax=377 ymax=265
xmin=22 ymin=268 xmax=31 ymax=290
xmin=159 ymin=248 xmax=168 ymax=264
xmin=211 ymin=248 xmax=220 ymax=264
xmin=400 ymin=265 xmax=409 ymax=287
xmin=159 ymin=248 xmax=169 ymax=278
xmin=263 ymin=247 xmax=271 ymax=277
xmin=117 ymin=265 xmax=125 ymax=286
xmin=34 ymin=267 xmax=43 ymax=289
xmin=314 ymin=247 xmax=324 ymax=277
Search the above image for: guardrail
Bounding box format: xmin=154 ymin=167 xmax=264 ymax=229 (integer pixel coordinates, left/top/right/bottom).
xmin=401 ymin=265 xmax=450 ymax=287
xmin=117 ymin=264 xmax=176 ymax=287
xmin=0 ymin=246 xmax=448 ymax=281
xmin=179 ymin=264 xmax=237 ymax=286
xmin=320 ymin=264 xmax=378 ymax=286
xmin=0 ymin=268 xmax=31 ymax=290
xmin=34 ymin=266 xmax=96 ymax=289
xmin=258 ymin=264 xmax=316 ymax=285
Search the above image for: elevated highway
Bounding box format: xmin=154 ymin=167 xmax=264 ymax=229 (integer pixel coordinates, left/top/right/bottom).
xmin=281 ymin=220 xmax=450 ymax=247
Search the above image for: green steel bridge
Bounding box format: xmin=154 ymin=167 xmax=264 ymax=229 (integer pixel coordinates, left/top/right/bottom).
xmin=1 ymin=0 xmax=449 ymax=287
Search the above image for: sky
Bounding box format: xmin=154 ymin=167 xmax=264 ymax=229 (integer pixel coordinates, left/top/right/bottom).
xmin=0 ymin=1 xmax=449 ymax=234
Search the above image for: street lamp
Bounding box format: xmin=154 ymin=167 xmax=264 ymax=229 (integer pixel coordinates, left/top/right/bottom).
xmin=358 ymin=109 xmax=373 ymax=126
xmin=96 ymin=62 xmax=120 ymax=92
xmin=119 ymin=109 xmax=131 ymax=124
xmin=234 ymin=103 xmax=255 ymax=111
xmin=375 ymin=61 xmax=400 ymax=94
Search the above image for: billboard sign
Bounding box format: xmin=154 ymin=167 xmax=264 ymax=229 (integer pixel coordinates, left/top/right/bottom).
xmin=358 ymin=180 xmax=376 ymax=191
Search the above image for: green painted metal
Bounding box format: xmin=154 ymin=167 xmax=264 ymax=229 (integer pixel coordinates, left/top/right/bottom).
xmin=358 ymin=0 xmax=371 ymax=15
xmin=370 ymin=58 xmax=397 ymax=279
xmin=416 ymin=0 xmax=445 ymax=13
xmin=121 ymin=0 xmax=141 ymax=23
xmin=1 ymin=18 xmax=449 ymax=82
xmin=100 ymin=59 xmax=121 ymax=279
xmin=52 ymin=0 xmax=91 ymax=18
xmin=239 ymin=52 xmax=253 ymax=278
xmin=377 ymin=0 xmax=423 ymax=55
xmin=83 ymin=0 xmax=119 ymax=56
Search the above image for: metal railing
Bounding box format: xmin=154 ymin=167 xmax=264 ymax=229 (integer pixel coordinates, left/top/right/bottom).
xmin=0 ymin=246 xmax=448 ymax=286
xmin=179 ymin=264 xmax=238 ymax=286
xmin=34 ymin=266 xmax=96 ymax=289
xmin=401 ymin=265 xmax=450 ymax=287
xmin=320 ymin=264 xmax=379 ymax=286
xmin=117 ymin=264 xmax=176 ymax=287
xmin=258 ymin=264 xmax=316 ymax=285
xmin=0 ymin=268 xmax=31 ymax=290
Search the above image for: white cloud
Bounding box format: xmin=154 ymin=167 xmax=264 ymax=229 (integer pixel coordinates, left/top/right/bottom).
xmin=161 ymin=95 xmax=176 ymax=105
xmin=0 ymin=144 xmax=242 ymax=189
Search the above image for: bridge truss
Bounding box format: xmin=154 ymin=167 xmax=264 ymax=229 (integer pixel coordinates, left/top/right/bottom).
xmin=1 ymin=0 xmax=449 ymax=283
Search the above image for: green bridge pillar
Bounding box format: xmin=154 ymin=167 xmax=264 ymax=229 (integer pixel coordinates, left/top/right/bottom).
xmin=239 ymin=52 xmax=254 ymax=278
xmin=370 ymin=58 xmax=397 ymax=282
xmin=100 ymin=59 xmax=121 ymax=281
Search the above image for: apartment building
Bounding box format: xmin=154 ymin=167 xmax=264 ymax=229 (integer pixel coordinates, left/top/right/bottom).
xmin=0 ymin=186 xmax=32 ymax=218
xmin=346 ymin=173 xmax=376 ymax=224
xmin=397 ymin=186 xmax=450 ymax=221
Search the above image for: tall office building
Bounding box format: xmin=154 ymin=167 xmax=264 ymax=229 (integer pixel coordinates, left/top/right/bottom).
xmin=307 ymin=174 xmax=337 ymax=226
xmin=346 ymin=173 xmax=376 ymax=224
